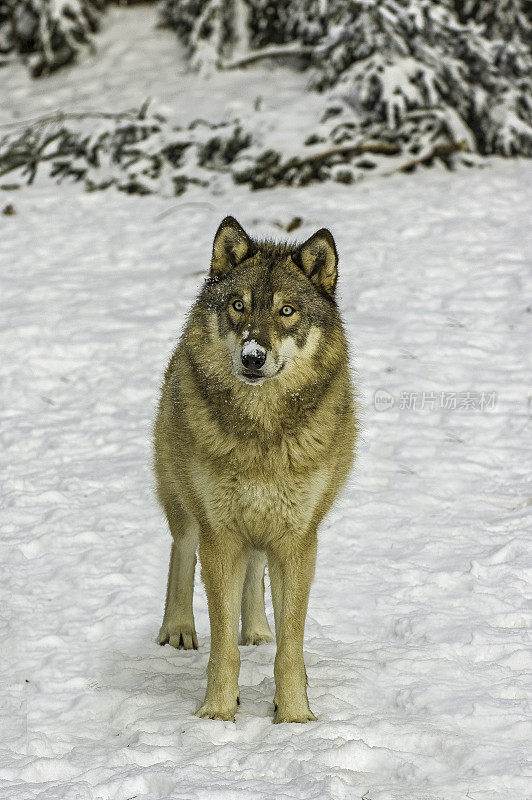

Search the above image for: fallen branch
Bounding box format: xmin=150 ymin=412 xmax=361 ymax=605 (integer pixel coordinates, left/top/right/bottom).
xmin=0 ymin=105 xmax=151 ymax=130
xmin=272 ymin=140 xmax=401 ymax=180
xmin=220 ymin=44 xmax=313 ymax=70
xmin=398 ymin=140 xmax=468 ymax=172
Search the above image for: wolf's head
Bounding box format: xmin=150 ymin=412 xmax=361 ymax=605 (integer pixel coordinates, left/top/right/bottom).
xmin=190 ymin=216 xmax=346 ymax=393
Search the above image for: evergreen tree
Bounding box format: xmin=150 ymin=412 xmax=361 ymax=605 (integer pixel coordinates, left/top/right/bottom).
xmin=0 ymin=0 xmax=157 ymax=76
xmin=162 ymin=0 xmax=532 ymax=158
xmin=0 ymin=0 xmax=105 ymax=75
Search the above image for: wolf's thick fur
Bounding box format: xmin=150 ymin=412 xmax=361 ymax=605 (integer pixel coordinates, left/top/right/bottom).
xmin=154 ymin=217 xmax=356 ymax=723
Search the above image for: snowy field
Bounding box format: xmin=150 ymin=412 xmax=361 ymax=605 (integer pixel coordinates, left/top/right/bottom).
xmin=2 ymin=6 xmax=532 ymax=800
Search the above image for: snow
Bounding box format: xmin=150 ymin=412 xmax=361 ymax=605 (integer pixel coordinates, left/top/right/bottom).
xmin=1 ymin=5 xmax=531 ymax=800
xmin=241 ymin=339 xmax=263 ymax=356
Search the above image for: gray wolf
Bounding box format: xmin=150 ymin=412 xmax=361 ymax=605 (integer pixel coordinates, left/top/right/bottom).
xmin=154 ymin=216 xmax=356 ymax=722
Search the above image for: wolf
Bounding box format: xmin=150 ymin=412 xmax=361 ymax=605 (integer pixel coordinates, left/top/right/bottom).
xmin=154 ymin=216 xmax=356 ymax=723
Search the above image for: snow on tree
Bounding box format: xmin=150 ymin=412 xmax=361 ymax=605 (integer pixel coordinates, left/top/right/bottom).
xmin=0 ymin=0 xmax=106 ymax=76
xmin=0 ymin=0 xmax=157 ymax=76
xmin=312 ymin=0 xmax=532 ymax=157
xmin=0 ymin=105 xmax=253 ymax=195
xmin=162 ymin=0 xmax=532 ymax=162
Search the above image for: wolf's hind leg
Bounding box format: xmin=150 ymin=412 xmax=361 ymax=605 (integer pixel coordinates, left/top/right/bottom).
xmin=158 ymin=506 xmax=199 ymax=650
xmin=241 ymin=550 xmax=273 ymax=645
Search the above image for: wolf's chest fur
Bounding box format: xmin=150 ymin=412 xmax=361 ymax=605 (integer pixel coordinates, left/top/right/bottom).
xmin=189 ymin=411 xmax=337 ymax=546
xmin=190 ymin=453 xmax=332 ymax=547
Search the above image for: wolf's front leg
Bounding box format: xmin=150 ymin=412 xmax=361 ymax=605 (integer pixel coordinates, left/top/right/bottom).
xmin=158 ymin=508 xmax=199 ymax=649
xmin=268 ymin=533 xmax=317 ymax=723
xmin=196 ymin=537 xmax=247 ymax=722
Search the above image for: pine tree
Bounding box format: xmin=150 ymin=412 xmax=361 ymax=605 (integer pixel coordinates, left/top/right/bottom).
xmin=0 ymin=0 xmax=106 ymax=76
xmin=0 ymin=0 xmax=156 ymax=76
xmin=0 ymin=3 xmax=12 ymax=54
xmin=161 ymin=0 xmax=329 ymax=64
xmin=162 ymin=0 xmax=532 ymax=159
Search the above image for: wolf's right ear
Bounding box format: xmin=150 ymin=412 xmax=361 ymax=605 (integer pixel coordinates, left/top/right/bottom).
xmin=211 ymin=216 xmax=253 ymax=279
xmin=293 ymin=228 xmax=338 ymax=297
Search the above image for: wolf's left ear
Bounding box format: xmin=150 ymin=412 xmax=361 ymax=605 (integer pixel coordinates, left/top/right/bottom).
xmin=293 ymin=228 xmax=338 ymax=297
xmin=211 ymin=216 xmax=253 ymax=279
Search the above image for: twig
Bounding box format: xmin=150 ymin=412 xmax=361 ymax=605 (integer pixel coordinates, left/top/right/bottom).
xmin=404 ymin=107 xmax=446 ymax=120
xmin=154 ymin=201 xmax=216 ymax=221
xmin=0 ymin=107 xmax=149 ymax=131
xmin=221 ymin=44 xmax=313 ymax=70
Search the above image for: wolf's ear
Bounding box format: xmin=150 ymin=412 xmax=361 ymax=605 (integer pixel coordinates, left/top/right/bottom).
xmin=293 ymin=228 xmax=338 ymax=297
xmin=211 ymin=216 xmax=253 ymax=278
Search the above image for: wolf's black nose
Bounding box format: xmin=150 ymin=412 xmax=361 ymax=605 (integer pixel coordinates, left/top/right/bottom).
xmin=241 ymin=348 xmax=266 ymax=371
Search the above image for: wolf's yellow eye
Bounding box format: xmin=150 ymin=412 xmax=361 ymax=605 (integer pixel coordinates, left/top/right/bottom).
xmin=232 ymin=300 xmax=244 ymax=312
xmin=280 ymin=305 xmax=295 ymax=317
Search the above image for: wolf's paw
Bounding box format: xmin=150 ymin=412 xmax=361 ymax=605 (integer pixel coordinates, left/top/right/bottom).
xmin=273 ymin=701 xmax=317 ymax=724
xmin=195 ymin=700 xmax=238 ymax=722
xmin=241 ymin=630 xmax=274 ymax=646
xmin=158 ymin=619 xmax=198 ymax=650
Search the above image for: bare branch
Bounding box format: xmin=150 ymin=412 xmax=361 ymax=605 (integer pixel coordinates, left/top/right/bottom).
xmin=220 ymin=44 xmax=313 ymax=70
xmin=272 ymin=140 xmax=401 ymax=180
xmin=398 ymin=140 xmax=468 ymax=172
xmin=0 ymin=107 xmax=148 ymax=131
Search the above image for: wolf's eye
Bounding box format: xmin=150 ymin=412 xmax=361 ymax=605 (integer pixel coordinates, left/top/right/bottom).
xmin=280 ymin=305 xmax=295 ymax=317
xmin=232 ymin=300 xmax=244 ymax=312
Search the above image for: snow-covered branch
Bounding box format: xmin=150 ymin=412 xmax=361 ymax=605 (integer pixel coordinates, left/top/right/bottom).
xmin=220 ymin=42 xmax=313 ymax=70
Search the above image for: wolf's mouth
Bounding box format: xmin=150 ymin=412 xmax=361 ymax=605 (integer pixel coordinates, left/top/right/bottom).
xmin=239 ymin=363 xmax=284 ymax=384
xmin=241 ymin=370 xmax=263 ymax=381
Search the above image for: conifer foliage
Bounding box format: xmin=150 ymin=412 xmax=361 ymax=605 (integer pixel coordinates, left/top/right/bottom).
xmin=1 ymin=0 xmax=531 ymax=194
xmin=163 ymin=0 xmax=532 ymax=159
xmin=0 ymin=0 xmax=106 ymax=76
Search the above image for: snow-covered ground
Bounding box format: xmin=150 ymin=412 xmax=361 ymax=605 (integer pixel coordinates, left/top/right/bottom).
xmin=2 ymin=6 xmax=531 ymax=800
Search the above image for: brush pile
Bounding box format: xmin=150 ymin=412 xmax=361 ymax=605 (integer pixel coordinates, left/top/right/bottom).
xmin=0 ymin=109 xmax=252 ymax=195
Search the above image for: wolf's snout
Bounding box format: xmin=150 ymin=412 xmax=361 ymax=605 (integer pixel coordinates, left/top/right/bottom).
xmin=241 ymin=341 xmax=266 ymax=371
